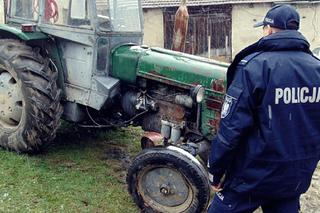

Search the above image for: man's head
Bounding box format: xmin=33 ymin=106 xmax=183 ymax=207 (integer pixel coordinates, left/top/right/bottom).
xmin=254 ymin=4 xmax=300 ymax=37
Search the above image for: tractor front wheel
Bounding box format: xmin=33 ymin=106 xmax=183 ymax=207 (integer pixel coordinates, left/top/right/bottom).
xmin=127 ymin=146 xmax=210 ymax=213
xmin=0 ymin=39 xmax=62 ymax=153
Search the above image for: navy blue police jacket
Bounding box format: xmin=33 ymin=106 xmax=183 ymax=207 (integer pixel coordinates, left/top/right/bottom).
xmin=208 ymin=30 xmax=320 ymax=198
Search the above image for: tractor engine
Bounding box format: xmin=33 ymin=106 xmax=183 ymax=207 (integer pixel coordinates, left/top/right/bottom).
xmin=112 ymin=44 xmax=228 ymax=156
xmin=121 ymin=82 xmax=204 ymax=149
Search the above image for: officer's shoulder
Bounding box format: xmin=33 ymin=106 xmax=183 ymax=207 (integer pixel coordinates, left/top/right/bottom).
xmin=311 ymin=54 xmax=320 ymax=62
xmin=238 ymin=52 xmax=263 ymax=67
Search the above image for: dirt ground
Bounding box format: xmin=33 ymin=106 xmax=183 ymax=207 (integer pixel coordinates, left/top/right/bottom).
xmin=300 ymin=163 xmax=320 ymax=213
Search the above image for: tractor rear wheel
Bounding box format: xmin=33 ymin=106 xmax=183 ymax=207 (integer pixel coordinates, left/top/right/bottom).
xmin=127 ymin=146 xmax=210 ymax=213
xmin=0 ymin=39 xmax=62 ymax=153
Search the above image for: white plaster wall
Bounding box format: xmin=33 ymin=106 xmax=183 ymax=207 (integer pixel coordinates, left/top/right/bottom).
xmin=232 ymin=3 xmax=320 ymax=58
xmin=143 ymin=8 xmax=164 ymax=47
xmin=0 ymin=0 xmax=4 ymax=24
xmin=232 ymin=3 xmax=272 ymax=57
xmin=296 ymin=4 xmax=320 ymax=52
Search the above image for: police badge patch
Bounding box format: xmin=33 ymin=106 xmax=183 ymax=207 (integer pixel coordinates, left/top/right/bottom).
xmin=221 ymin=95 xmax=235 ymax=118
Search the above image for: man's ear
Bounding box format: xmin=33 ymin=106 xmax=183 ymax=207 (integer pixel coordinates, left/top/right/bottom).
xmin=263 ymin=25 xmax=273 ymax=36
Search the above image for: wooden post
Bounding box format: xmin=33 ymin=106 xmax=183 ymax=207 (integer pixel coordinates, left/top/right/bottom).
xmin=225 ymin=35 xmax=229 ymax=60
xmin=208 ymin=35 xmax=211 ymax=59
xmin=172 ymin=0 xmax=189 ymax=52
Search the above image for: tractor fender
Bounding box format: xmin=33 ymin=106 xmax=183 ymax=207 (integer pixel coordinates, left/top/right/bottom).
xmin=0 ymin=24 xmax=48 ymax=41
xmin=0 ymin=25 xmax=65 ymax=93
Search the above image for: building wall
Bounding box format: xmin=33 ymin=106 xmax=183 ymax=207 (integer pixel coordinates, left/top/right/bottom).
xmin=0 ymin=0 xmax=4 ymax=24
xmin=232 ymin=4 xmax=270 ymax=56
xmin=1 ymin=2 xmax=318 ymax=57
xmin=232 ymin=3 xmax=320 ymax=57
xmin=143 ymin=8 xmax=164 ymax=48
xmin=297 ymin=4 xmax=320 ymax=51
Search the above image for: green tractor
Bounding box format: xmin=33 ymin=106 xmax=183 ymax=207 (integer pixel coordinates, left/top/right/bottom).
xmin=0 ymin=0 xmax=228 ymax=212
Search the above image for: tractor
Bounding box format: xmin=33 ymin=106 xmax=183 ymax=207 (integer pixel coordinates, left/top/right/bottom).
xmin=0 ymin=0 xmax=228 ymax=212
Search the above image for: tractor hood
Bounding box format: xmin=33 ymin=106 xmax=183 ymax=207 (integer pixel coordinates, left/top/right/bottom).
xmin=111 ymin=44 xmax=229 ymax=139
xmin=111 ymin=44 xmax=228 ymax=94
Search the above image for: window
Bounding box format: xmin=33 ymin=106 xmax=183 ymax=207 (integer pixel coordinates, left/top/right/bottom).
xmin=43 ymin=0 xmax=91 ymax=28
xmin=96 ymin=0 xmax=111 ymax=30
xmin=97 ymin=0 xmax=142 ymax=32
xmin=9 ymin=0 xmax=39 ymax=21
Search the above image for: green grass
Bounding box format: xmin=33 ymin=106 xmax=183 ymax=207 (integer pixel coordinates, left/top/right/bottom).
xmin=0 ymin=124 xmax=143 ymax=212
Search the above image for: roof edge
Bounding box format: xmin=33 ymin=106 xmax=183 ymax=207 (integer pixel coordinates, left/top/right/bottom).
xmin=142 ymin=0 xmax=320 ymax=9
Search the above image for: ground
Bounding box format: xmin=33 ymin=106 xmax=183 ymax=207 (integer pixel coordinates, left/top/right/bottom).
xmin=0 ymin=124 xmax=319 ymax=212
xmin=0 ymin=124 xmax=140 ymax=212
xmin=300 ymin=164 xmax=320 ymax=213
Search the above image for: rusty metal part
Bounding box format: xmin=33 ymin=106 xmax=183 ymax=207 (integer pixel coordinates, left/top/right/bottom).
xmin=141 ymin=132 xmax=164 ymax=149
xmin=158 ymin=100 xmax=185 ymax=122
xmin=205 ymin=96 xmax=223 ymax=111
xmin=142 ymin=99 xmax=186 ymax=133
xmin=137 ymin=166 xmax=193 ymax=212
xmin=208 ymin=113 xmax=221 ymax=134
xmin=211 ymin=79 xmax=226 ymax=93
xmin=204 ymin=95 xmax=223 ymax=134
xmin=0 ymin=71 xmax=23 ymax=128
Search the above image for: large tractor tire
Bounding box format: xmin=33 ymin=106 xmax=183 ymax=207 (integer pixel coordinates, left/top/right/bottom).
xmin=127 ymin=146 xmax=210 ymax=213
xmin=0 ymin=39 xmax=62 ymax=153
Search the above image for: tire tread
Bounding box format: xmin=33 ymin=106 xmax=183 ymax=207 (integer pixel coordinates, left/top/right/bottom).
xmin=0 ymin=39 xmax=62 ymax=153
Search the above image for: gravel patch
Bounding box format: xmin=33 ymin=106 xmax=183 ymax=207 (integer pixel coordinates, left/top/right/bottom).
xmin=300 ymin=163 xmax=320 ymax=213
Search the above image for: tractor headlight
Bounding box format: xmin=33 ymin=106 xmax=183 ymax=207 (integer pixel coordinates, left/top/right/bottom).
xmin=191 ymin=85 xmax=205 ymax=103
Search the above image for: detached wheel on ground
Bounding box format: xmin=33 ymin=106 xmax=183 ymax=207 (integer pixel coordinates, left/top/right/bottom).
xmin=0 ymin=39 xmax=62 ymax=153
xmin=127 ymin=146 xmax=210 ymax=213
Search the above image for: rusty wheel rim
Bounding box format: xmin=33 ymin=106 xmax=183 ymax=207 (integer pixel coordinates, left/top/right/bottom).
xmin=137 ymin=166 xmax=194 ymax=212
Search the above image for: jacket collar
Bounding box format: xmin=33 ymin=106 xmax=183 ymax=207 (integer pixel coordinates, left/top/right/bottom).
xmin=257 ymin=30 xmax=310 ymax=52
xmin=226 ymin=30 xmax=311 ymax=88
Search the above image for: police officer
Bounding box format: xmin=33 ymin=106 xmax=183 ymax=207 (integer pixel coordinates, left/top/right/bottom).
xmin=208 ymin=4 xmax=320 ymax=213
